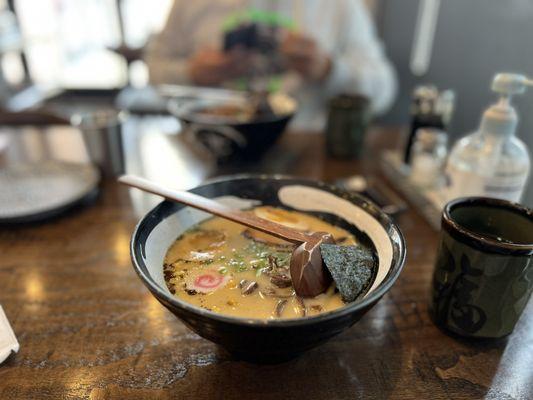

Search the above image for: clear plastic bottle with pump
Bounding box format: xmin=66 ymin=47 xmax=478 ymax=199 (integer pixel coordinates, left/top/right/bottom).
xmin=445 ymin=73 xmax=531 ymax=203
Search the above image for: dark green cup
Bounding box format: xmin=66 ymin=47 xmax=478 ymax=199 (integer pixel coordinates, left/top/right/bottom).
xmin=430 ymin=197 xmax=533 ymax=339
xmin=325 ymin=94 xmax=371 ymax=159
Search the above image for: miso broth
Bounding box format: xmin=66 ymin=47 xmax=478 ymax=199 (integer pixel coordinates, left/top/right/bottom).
xmin=163 ymin=206 xmax=356 ymax=319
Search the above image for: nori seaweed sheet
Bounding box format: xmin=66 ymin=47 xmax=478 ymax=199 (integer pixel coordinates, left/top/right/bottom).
xmin=320 ymin=244 xmax=376 ymax=302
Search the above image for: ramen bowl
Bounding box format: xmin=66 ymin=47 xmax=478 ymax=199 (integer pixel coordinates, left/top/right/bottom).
xmin=168 ymin=92 xmax=296 ymax=160
xmin=130 ymin=175 xmax=406 ymax=362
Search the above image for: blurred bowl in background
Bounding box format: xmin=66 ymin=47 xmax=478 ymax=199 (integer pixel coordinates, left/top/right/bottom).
xmin=168 ymin=91 xmax=296 ymax=161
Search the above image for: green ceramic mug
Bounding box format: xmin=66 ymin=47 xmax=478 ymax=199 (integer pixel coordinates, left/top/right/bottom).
xmin=430 ymin=197 xmax=533 ymax=338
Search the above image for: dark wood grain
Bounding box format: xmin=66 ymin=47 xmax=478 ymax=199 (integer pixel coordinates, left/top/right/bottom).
xmin=1 ymin=125 xmax=531 ymax=400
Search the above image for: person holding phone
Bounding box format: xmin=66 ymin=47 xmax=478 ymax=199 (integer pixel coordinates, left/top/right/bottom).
xmin=146 ymin=0 xmax=396 ymax=129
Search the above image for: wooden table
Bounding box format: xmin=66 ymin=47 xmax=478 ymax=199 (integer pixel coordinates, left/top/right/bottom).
xmin=1 ymin=120 xmax=532 ymax=399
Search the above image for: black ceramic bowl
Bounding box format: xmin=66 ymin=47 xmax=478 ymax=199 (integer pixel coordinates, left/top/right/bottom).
xmin=130 ymin=175 xmax=406 ymax=362
xmin=168 ymin=92 xmax=296 ymax=160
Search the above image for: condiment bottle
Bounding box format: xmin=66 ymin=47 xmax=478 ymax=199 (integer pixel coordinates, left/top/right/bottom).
xmin=445 ymin=73 xmax=532 ymax=203
xmin=410 ymin=128 xmax=448 ymax=189
xmin=404 ymin=86 xmax=454 ymax=165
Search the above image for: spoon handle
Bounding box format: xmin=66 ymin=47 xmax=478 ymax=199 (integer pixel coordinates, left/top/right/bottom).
xmin=118 ymin=175 xmax=307 ymax=244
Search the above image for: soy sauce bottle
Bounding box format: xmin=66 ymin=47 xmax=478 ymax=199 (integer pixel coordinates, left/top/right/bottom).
xmin=404 ymin=86 xmax=454 ymax=164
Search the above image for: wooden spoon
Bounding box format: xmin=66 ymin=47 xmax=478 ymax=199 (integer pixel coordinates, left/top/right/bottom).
xmin=118 ymin=175 xmax=333 ymax=296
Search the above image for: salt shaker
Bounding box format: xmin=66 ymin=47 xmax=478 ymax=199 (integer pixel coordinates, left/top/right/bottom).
xmin=409 ymin=128 xmax=448 ymax=189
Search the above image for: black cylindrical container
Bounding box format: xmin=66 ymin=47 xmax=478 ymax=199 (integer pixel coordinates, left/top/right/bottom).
xmin=325 ymin=94 xmax=371 ymax=159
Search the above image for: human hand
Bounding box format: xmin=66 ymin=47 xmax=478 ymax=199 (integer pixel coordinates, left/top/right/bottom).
xmin=188 ymin=47 xmax=250 ymax=86
xmin=280 ymin=32 xmax=332 ymax=82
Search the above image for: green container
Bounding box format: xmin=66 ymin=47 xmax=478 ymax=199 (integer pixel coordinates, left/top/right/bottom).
xmin=325 ymin=94 xmax=371 ymax=159
xmin=430 ymin=197 xmax=533 ymax=339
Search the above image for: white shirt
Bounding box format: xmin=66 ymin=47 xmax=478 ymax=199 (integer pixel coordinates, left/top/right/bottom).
xmin=146 ymin=0 xmax=397 ymax=130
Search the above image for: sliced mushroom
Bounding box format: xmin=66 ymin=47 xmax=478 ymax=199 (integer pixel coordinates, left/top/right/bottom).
xmin=270 ymin=274 xmax=292 ymax=288
xmin=260 ymin=286 xmax=294 ymax=299
xmin=310 ymin=305 xmax=323 ymax=313
xmin=260 ymin=286 xmax=276 ymax=297
xmin=239 ymin=279 xmax=258 ymax=295
xmin=268 ymin=255 xmax=279 ymax=269
xmin=275 ymin=299 xmax=288 ymax=317
xmin=296 ymin=296 xmax=307 ymax=317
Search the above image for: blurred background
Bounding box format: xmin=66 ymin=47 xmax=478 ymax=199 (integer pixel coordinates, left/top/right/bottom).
xmin=0 ymin=0 xmax=168 ymax=90
xmin=0 ymin=0 xmax=531 ymax=208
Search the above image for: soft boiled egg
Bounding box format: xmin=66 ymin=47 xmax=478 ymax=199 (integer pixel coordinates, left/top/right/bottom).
xmin=253 ymin=206 xmax=309 ymax=231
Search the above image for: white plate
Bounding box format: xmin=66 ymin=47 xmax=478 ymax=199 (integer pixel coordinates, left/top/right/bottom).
xmin=0 ymin=160 xmax=100 ymax=222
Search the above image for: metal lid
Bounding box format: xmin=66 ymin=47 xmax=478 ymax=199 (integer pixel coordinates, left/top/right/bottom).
xmin=411 ymin=85 xmax=439 ymax=114
xmin=71 ymin=109 xmax=126 ymax=129
xmin=412 ymin=85 xmax=439 ymax=100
